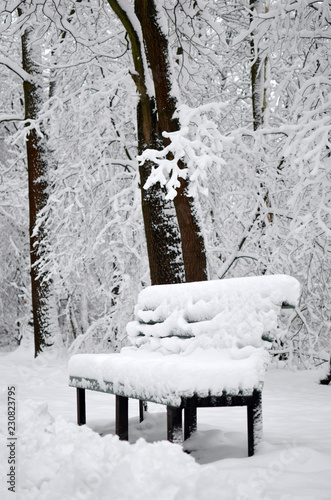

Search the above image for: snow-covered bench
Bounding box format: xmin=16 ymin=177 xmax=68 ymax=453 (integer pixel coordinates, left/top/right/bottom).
xmin=69 ymin=274 xmax=300 ymax=456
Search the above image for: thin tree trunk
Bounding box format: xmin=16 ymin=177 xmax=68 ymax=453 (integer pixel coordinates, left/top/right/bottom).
xmin=250 ymin=0 xmax=267 ymax=133
xmin=250 ymin=0 xmax=274 ymax=232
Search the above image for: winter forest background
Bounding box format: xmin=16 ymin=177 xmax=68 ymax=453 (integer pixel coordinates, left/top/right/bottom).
xmin=0 ymin=0 xmax=331 ymax=370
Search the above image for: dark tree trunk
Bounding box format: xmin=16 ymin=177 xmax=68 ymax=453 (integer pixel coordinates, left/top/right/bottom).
xmin=172 ymin=176 xmax=208 ymax=282
xmin=107 ymin=0 xmax=185 ymax=286
xmin=107 ymin=0 xmax=208 ymax=284
xmin=135 ymin=0 xmax=208 ymax=283
xmin=137 ymin=100 xmax=185 ymax=285
xmin=21 ymin=24 xmax=57 ymax=356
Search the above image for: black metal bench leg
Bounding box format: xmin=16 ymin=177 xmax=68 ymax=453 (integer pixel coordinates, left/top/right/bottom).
xmin=247 ymin=390 xmax=263 ymax=456
xmin=76 ymin=388 xmax=86 ymax=426
xmin=167 ymin=406 xmax=183 ymax=444
xmin=139 ymin=400 xmax=148 ymax=423
xmin=184 ymin=407 xmax=197 ymax=441
xmin=116 ymin=395 xmax=129 ymax=440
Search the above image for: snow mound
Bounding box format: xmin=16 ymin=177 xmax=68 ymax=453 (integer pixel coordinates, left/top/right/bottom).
xmin=15 ymin=400 xmax=233 ymax=500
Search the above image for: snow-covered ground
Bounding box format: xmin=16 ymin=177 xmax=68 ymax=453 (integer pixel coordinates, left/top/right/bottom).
xmin=1 ymin=343 xmax=331 ymax=499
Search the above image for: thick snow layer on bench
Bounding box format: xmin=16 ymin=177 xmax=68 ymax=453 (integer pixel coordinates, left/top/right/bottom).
xmin=126 ymin=275 xmax=300 ymax=354
xmin=69 ymin=275 xmax=300 ymax=405
xmin=69 ymin=346 xmax=270 ymax=406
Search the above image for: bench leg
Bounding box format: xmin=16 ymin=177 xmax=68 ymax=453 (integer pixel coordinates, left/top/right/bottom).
xmin=247 ymin=390 xmax=262 ymax=457
xmin=184 ymin=407 xmax=197 ymax=441
xmin=167 ymin=406 xmax=183 ymax=444
xmin=139 ymin=400 xmax=148 ymax=423
xmin=76 ymin=388 xmax=86 ymax=426
xmin=116 ymin=395 xmax=129 ymax=440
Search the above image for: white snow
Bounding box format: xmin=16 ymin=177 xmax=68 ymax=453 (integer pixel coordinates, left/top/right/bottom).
xmin=69 ymin=347 xmax=270 ymax=406
xmin=1 ymin=343 xmax=331 ymax=499
xmin=68 ymin=276 xmax=300 ymax=404
xmin=0 ymin=56 xmax=35 ymax=83
xmin=127 ymin=275 xmax=301 ymax=351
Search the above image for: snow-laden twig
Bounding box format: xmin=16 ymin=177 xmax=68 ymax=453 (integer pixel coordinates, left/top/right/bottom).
xmin=139 ymin=103 xmax=231 ymax=200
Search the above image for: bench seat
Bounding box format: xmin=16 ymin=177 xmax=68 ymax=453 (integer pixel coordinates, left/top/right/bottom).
xmin=69 ymin=346 xmax=269 ymax=406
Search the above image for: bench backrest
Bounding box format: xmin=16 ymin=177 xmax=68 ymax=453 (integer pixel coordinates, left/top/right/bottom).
xmin=126 ymin=275 xmax=300 ymax=355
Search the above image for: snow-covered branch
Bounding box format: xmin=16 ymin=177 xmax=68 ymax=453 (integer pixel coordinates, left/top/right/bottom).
xmin=0 ymin=56 xmax=35 ymax=82
xmin=139 ymin=104 xmax=230 ymax=200
xmin=0 ymin=113 xmax=24 ymax=122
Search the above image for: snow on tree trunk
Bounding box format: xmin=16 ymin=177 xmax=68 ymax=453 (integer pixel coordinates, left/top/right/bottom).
xmin=106 ymin=0 xmax=184 ymax=286
xmin=137 ymin=100 xmax=185 ymax=285
xmin=250 ymin=0 xmax=268 ymax=132
xmin=249 ymin=0 xmax=273 ymax=235
xmin=135 ymin=0 xmax=208 ymax=283
xmin=107 ymin=0 xmax=207 ymax=284
xmin=21 ymin=22 xmax=61 ymax=357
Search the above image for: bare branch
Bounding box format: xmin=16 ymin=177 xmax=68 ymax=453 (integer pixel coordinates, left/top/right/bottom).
xmin=0 ymin=113 xmax=24 ymax=122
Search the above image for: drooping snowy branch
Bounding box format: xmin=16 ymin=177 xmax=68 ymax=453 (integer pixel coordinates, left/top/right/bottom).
xmin=0 ymin=56 xmax=35 ymax=82
xmin=139 ymin=103 xmax=231 ymax=200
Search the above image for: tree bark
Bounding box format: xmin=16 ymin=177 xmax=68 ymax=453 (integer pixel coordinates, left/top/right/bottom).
xmin=135 ymin=0 xmax=208 ymax=283
xmin=107 ymin=0 xmax=184 ymax=285
xmin=250 ymin=0 xmax=267 ymax=132
xmin=137 ymin=99 xmax=185 ymax=285
xmin=108 ymin=0 xmax=207 ymax=284
xmin=21 ymin=21 xmax=59 ymax=356
xmin=250 ymin=0 xmax=274 ymax=229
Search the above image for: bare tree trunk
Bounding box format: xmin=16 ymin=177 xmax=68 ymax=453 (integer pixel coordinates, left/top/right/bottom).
xmin=21 ymin=21 xmax=60 ymax=356
xmin=135 ymin=0 xmax=208 ymax=283
xmin=137 ymin=101 xmax=185 ymax=285
xmin=107 ymin=0 xmax=185 ymax=285
xmin=107 ymin=0 xmax=207 ymax=284
xmin=250 ymin=0 xmax=268 ymax=132
xmin=250 ymin=0 xmax=274 ymax=235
